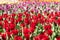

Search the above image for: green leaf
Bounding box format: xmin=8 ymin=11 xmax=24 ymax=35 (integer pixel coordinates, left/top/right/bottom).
xmin=50 ymin=32 xmax=57 ymax=40
xmin=33 ymin=23 xmax=43 ymax=36
xmin=16 ymin=25 xmax=20 ymax=30
xmin=57 ymin=27 xmax=60 ymax=36
xmin=51 ymin=23 xmax=58 ymax=40
xmin=10 ymin=38 xmax=13 ymax=40
xmin=37 ymin=23 xmax=43 ymax=31
xmin=0 ymin=10 xmax=2 ymax=15
xmin=16 ymin=23 xmax=20 ymax=30
xmin=18 ymin=32 xmax=22 ymax=36
xmin=0 ymin=29 xmax=3 ymax=32
xmin=38 ymin=23 xmax=42 ymax=27
xmin=42 ymin=5 xmax=46 ymax=10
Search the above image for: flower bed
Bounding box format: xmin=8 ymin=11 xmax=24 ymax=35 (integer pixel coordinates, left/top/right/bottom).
xmin=0 ymin=2 xmax=60 ymax=40
xmin=0 ymin=2 xmax=60 ymax=14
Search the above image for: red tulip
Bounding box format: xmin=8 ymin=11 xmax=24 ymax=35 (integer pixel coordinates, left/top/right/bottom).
xmin=34 ymin=36 xmax=40 ymax=40
xmin=55 ymin=12 xmax=60 ymax=17
xmin=46 ymin=29 xmax=53 ymax=35
xmin=17 ymin=17 xmax=22 ymax=22
xmin=0 ymin=21 xmax=2 ymax=26
xmin=7 ymin=32 xmax=12 ymax=37
xmin=1 ymin=33 xmax=6 ymax=40
xmin=23 ymin=28 xmax=29 ymax=34
xmin=48 ymin=12 xmax=54 ymax=18
xmin=39 ymin=33 xmax=49 ymax=40
xmin=12 ymin=29 xmax=18 ymax=35
xmin=29 ymin=27 xmax=35 ymax=33
xmin=4 ymin=20 xmax=8 ymax=24
xmin=44 ymin=24 xmax=51 ymax=30
xmin=18 ymin=13 xmax=23 ymax=17
xmin=24 ymin=11 xmax=27 ymax=15
xmin=10 ymin=17 xmax=15 ymax=23
xmin=5 ymin=26 xmax=10 ymax=32
xmin=38 ymin=16 xmax=45 ymax=24
xmin=56 ymin=36 xmax=60 ymax=40
xmin=32 ymin=15 xmax=38 ymax=20
xmin=3 ymin=23 xmax=8 ymax=28
xmin=11 ymin=13 xmax=16 ymax=17
xmin=24 ymin=34 xmax=30 ymax=40
xmin=3 ymin=23 xmax=10 ymax=32
xmin=30 ymin=22 xmax=36 ymax=28
xmin=0 ymin=15 xmax=2 ymax=20
xmin=37 ymin=13 xmax=41 ymax=18
xmin=24 ymin=17 xmax=29 ymax=24
xmin=23 ymin=27 xmax=30 ymax=40
xmin=25 ymin=13 xmax=30 ymax=18
xmin=6 ymin=15 xmax=11 ymax=20
xmin=56 ymin=18 xmax=60 ymax=25
xmin=55 ymin=12 xmax=59 ymax=16
xmin=14 ymin=36 xmax=22 ymax=40
xmin=20 ymin=23 xmax=25 ymax=27
xmin=42 ymin=36 xmax=49 ymax=40
xmin=9 ymin=23 xmax=15 ymax=30
xmin=15 ymin=19 xmax=19 ymax=23
xmin=46 ymin=18 xmax=54 ymax=23
xmin=3 ymin=13 xmax=8 ymax=18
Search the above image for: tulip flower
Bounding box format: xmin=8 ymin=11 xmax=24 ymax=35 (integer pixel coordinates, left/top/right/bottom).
xmin=0 ymin=2 xmax=59 ymax=40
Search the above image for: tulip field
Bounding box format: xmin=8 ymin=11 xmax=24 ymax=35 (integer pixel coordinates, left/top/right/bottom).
xmin=0 ymin=2 xmax=60 ymax=40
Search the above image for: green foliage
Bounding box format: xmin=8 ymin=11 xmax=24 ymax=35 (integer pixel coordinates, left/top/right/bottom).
xmin=33 ymin=23 xmax=43 ymax=36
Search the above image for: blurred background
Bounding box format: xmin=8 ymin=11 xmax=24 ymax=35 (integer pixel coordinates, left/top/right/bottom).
xmin=0 ymin=0 xmax=60 ymax=4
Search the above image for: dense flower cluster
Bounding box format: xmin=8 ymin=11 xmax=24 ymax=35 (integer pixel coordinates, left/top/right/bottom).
xmin=0 ymin=10 xmax=60 ymax=40
xmin=0 ymin=2 xmax=60 ymax=40
xmin=0 ymin=2 xmax=60 ymax=14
